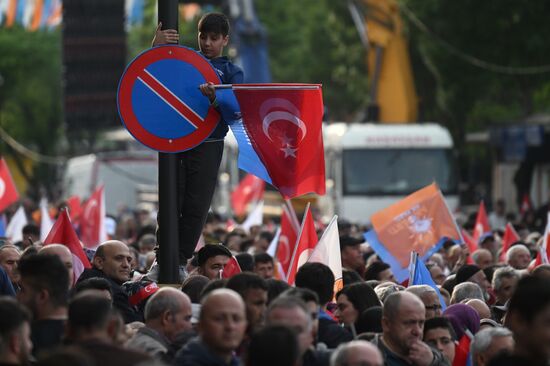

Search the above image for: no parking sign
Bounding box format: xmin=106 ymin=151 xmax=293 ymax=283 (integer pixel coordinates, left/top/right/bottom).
xmin=117 ymin=46 xmax=221 ymax=152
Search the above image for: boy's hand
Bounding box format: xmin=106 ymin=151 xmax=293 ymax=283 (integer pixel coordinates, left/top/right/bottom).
xmin=199 ymin=82 xmax=216 ymax=103
xmin=152 ymin=22 xmax=179 ymax=46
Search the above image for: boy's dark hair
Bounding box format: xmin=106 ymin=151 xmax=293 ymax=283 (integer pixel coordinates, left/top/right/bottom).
xmin=507 ymin=275 xmax=550 ymax=324
xmin=364 ymin=261 xmax=391 ymax=281
xmin=226 ymin=272 xmax=268 ymax=298
xmin=22 ymin=223 xmax=39 ymax=237
xmin=198 ymin=12 xmax=230 ymax=37
xmin=266 ymin=278 xmax=290 ymax=304
xmin=335 ymin=282 xmax=380 ymax=314
xmin=197 ymin=244 xmax=232 ymax=266
xmin=424 ymin=316 xmax=457 ymax=340
xmin=19 ymin=254 xmax=69 ymax=307
xmin=258 ymin=231 xmax=274 ymax=243
xmin=0 ymin=298 xmax=31 ymax=352
xmin=254 ymin=253 xmax=273 ymax=266
xmin=69 ymin=293 xmax=113 ymax=332
xmin=295 ymin=262 xmax=334 ymax=305
xmin=281 ymin=287 xmax=319 ymax=305
xmin=73 ymin=277 xmax=113 ymax=298
xmin=248 ymin=325 xmax=300 ymax=366
xmin=235 ymin=253 xmax=254 ymax=272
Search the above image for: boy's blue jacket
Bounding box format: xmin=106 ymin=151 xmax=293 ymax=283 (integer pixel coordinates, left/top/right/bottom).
xmin=207 ymin=56 xmax=243 ymax=141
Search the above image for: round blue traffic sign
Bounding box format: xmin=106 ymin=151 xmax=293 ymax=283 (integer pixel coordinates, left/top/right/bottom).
xmin=117 ymin=46 xmax=221 ymax=152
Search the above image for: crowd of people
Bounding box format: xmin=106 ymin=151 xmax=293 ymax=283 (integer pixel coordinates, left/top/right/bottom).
xmin=0 ymin=198 xmax=549 ymax=366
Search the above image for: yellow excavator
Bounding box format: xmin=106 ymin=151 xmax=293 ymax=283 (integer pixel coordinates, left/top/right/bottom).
xmin=348 ymin=0 xmax=418 ymax=123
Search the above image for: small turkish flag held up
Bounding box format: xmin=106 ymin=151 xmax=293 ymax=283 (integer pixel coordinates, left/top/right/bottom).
xmin=231 ymin=174 xmax=265 ymax=217
xmin=43 ymin=210 xmax=91 ymax=284
xmin=276 ymin=201 xmax=301 ymax=276
xmin=233 ymin=84 xmax=326 ymax=199
xmin=66 ymin=195 xmax=82 ymax=223
xmin=499 ymin=223 xmax=520 ymax=263
xmin=80 ymin=186 xmax=107 ymax=248
xmin=222 ymin=256 xmax=242 ymax=279
xmin=286 ymin=203 xmax=318 ymax=285
xmin=0 ymin=158 xmax=19 ymax=213
xmin=472 ymin=201 xmax=491 ymax=245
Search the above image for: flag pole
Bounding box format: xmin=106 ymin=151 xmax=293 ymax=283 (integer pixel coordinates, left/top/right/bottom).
xmin=211 ymin=84 xmax=321 ymax=90
xmin=287 ymin=202 xmax=311 ymax=284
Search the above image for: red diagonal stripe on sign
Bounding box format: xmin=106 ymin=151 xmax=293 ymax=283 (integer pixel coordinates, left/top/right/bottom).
xmin=137 ymin=68 xmax=204 ymax=129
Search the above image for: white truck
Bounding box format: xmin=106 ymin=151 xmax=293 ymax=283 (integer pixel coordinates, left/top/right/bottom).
xmin=319 ymin=122 xmax=459 ymax=223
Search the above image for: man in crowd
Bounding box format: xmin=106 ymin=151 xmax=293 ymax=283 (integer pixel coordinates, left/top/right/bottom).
xmin=66 ymin=292 xmax=150 ymax=366
xmin=471 ymin=327 xmax=514 ymax=366
xmin=450 ymin=282 xmax=484 ymax=304
xmin=340 ymin=236 xmax=366 ymax=278
xmin=0 ymin=245 xmax=21 ymax=289
xmin=372 ymin=292 xmax=448 ymax=366
xmin=253 ymin=253 xmax=274 ymax=279
xmin=406 ymin=285 xmax=442 ymax=320
xmin=505 ymin=245 xmax=531 ymax=270
xmin=471 ymin=249 xmax=493 ymax=270
xmin=491 ymin=266 xmax=519 ymax=306
xmin=296 ymin=263 xmax=352 ymax=348
xmin=40 ymin=244 xmax=74 ymax=287
xmin=0 ymin=298 xmax=32 ymax=365
xmin=126 ymin=287 xmax=193 ymax=362
xmin=505 ymin=275 xmax=550 ymax=364
xmin=226 ymin=272 xmax=268 ymax=335
xmin=17 ymin=253 xmax=68 ymax=357
xmin=365 ymin=262 xmax=397 ymax=283
xmin=331 ymin=340 xmax=384 ymax=366
xmin=175 ymin=288 xmax=247 ymax=365
xmin=196 ymin=244 xmax=232 ymax=280
xmin=455 ymin=264 xmax=491 ymax=300
xmin=423 ymin=317 xmax=456 ymax=363
xmin=76 ymin=240 xmax=140 ymax=323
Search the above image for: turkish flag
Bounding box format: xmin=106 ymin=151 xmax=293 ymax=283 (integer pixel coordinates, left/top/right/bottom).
xmin=452 ymin=334 xmax=472 ymax=366
xmin=234 ymin=84 xmax=326 ymax=199
xmin=43 ymin=210 xmax=91 ymax=284
xmin=520 ymin=194 xmax=532 ymax=216
xmin=0 ymin=158 xmax=19 ymax=213
xmin=231 ymin=174 xmax=265 ymax=217
xmin=472 ymin=201 xmax=491 ymax=245
xmin=499 ymin=223 xmax=520 ymax=263
xmin=276 ymin=201 xmax=300 ymax=276
xmin=286 ymin=204 xmax=318 ymax=285
xmin=80 ymin=185 xmax=107 ymax=248
xmin=222 ymin=256 xmax=242 ymax=279
xmin=66 ymin=195 xmax=82 ymax=223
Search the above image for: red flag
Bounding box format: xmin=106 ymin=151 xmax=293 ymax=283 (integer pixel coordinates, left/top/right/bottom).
xmin=43 ymin=210 xmax=91 ymax=284
xmin=520 ymin=194 xmax=532 ymax=216
xmin=231 ymin=174 xmax=265 ymax=217
xmin=286 ymin=204 xmax=318 ymax=285
xmin=499 ymin=223 xmax=520 ymax=263
xmin=452 ymin=334 xmax=472 ymax=366
xmin=276 ymin=201 xmax=300 ymax=276
xmin=472 ymin=201 xmax=491 ymax=245
xmin=461 ymin=229 xmax=476 ymax=264
xmin=233 ymin=84 xmax=326 ymax=199
xmin=222 ymin=256 xmax=242 ymax=279
xmin=0 ymin=158 xmax=19 ymax=213
xmin=66 ymin=195 xmax=82 ymax=223
xmin=80 ymin=186 xmax=107 ymax=248
xmin=371 ymin=183 xmax=461 ymax=268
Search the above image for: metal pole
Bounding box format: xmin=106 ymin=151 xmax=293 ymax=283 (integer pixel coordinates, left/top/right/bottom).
xmin=157 ymin=0 xmax=180 ymax=283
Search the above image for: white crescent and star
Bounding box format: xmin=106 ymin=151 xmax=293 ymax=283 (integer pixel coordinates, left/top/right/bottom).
xmin=259 ymin=98 xmax=308 ymax=159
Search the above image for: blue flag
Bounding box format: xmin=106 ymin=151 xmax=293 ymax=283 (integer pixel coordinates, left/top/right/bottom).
xmin=411 ymin=256 xmax=447 ymax=311
xmin=0 ymin=214 xmax=5 ymax=237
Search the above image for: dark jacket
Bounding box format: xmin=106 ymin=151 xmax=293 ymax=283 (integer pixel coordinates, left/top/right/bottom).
xmin=174 ymin=337 xmax=240 ymax=366
xmin=370 ymin=334 xmax=450 ymax=366
xmin=76 ymin=268 xmax=141 ymax=323
xmin=317 ymin=310 xmax=353 ymax=348
xmin=206 ymin=56 xmax=244 ymax=141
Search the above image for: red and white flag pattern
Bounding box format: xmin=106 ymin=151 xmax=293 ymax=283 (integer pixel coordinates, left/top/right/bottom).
xmin=472 ymin=200 xmax=491 ymax=245
xmin=0 ymin=158 xmax=19 ymax=213
xmin=276 ymin=201 xmax=300 ymax=276
xmin=80 ymin=185 xmax=107 ymax=248
xmin=286 ymin=203 xmax=318 ymax=285
xmin=231 ymin=173 xmax=265 ymax=217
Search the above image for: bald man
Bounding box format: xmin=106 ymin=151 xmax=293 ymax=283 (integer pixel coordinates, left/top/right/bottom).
xmin=76 ymin=240 xmax=139 ymax=323
xmin=372 ymin=292 xmax=448 ymax=366
xmin=331 ymin=340 xmax=384 ymax=366
xmin=127 ymin=288 xmax=192 ymax=362
xmin=40 ymin=244 xmax=74 ymax=287
xmin=175 ymin=289 xmax=247 ymax=366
